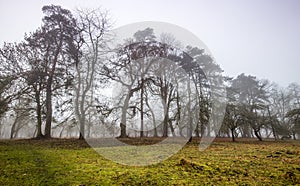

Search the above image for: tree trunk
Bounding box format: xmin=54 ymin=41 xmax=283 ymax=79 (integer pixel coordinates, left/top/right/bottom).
xmin=169 ymin=120 xmax=176 ymax=137
xmin=44 ymin=33 xmax=62 ymax=139
xmin=86 ymin=113 xmax=92 ymax=138
xmin=120 ymin=92 xmax=131 ymax=138
xmin=292 ymin=133 xmax=296 ymax=140
xmin=140 ymin=78 xmax=144 ymax=138
xmin=162 ymin=116 xmax=168 ymax=137
xmin=195 ymin=122 xmax=200 ymax=137
xmin=162 ymin=92 xmax=168 ymax=137
xmin=33 ymin=127 xmax=37 ymax=138
xmin=253 ymin=129 xmax=262 ymax=141
xmin=267 ymin=108 xmax=277 ymax=140
xmin=231 ymin=128 xmax=235 ymax=142
xmin=187 ymin=80 xmax=193 ymax=143
xmin=179 ymin=126 xmax=184 ymax=137
xmin=120 ymin=123 xmax=127 ymax=138
xmin=145 ymin=93 xmax=157 ymax=137
xmin=10 ymin=118 xmax=17 ymax=139
xmin=35 ymin=91 xmax=43 ymax=138
xmin=188 ymin=119 xmax=193 ymax=142
xmin=207 ymin=123 xmax=211 ymax=137
xmin=59 ymin=126 xmax=64 ymax=138
xmin=14 ymin=123 xmax=22 ymax=138
xmin=78 ymin=78 xmax=89 ymax=140
xmin=79 ymin=117 xmax=85 ymax=140
xmin=44 ymin=76 xmax=53 ymax=138
xmin=200 ymin=123 xmax=205 ymax=137
xmin=175 ymin=91 xmax=181 ymax=137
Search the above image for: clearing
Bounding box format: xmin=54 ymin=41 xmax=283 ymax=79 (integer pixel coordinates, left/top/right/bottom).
xmin=0 ymin=138 xmax=299 ymax=185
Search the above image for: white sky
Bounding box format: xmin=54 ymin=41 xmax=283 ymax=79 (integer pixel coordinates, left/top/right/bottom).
xmin=0 ymin=0 xmax=299 ymax=87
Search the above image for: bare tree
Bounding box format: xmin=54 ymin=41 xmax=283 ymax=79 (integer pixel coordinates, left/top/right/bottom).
xmin=73 ymin=8 xmax=111 ymax=139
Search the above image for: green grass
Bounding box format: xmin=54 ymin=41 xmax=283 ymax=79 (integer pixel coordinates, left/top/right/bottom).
xmin=0 ymin=138 xmax=300 ymax=185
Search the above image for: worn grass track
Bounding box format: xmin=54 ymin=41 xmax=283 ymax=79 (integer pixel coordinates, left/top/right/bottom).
xmin=0 ymin=138 xmax=299 ymax=185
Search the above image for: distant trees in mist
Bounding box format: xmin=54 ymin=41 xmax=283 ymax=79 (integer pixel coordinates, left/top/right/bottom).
xmin=0 ymin=5 xmax=299 ymax=141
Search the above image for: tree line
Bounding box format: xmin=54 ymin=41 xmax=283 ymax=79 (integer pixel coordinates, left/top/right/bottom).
xmin=0 ymin=5 xmax=299 ymax=141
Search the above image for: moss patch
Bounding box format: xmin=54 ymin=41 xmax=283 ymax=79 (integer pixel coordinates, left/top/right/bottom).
xmin=0 ymin=139 xmax=299 ymax=185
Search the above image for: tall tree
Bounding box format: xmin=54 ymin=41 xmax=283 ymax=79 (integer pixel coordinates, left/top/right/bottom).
xmin=26 ymin=5 xmax=80 ymax=138
xmin=185 ymin=46 xmax=223 ymax=139
xmin=73 ymin=8 xmax=111 ymax=139
xmin=267 ymin=84 xmax=292 ymax=139
xmin=0 ymin=43 xmax=37 ymax=137
xmin=103 ymin=29 xmax=197 ymax=138
xmin=231 ymin=74 xmax=269 ymax=141
xmin=223 ymin=104 xmax=242 ymax=142
xmin=132 ymin=28 xmax=156 ymax=137
xmin=286 ymin=108 xmax=300 ymax=139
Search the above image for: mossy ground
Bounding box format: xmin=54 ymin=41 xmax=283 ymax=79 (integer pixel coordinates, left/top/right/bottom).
xmin=0 ymin=138 xmax=299 ymax=185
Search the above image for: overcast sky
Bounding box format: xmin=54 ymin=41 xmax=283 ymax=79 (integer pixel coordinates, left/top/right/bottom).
xmin=0 ymin=0 xmax=299 ymax=87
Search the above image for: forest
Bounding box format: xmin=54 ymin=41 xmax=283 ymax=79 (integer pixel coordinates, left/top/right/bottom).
xmin=0 ymin=5 xmax=299 ymax=142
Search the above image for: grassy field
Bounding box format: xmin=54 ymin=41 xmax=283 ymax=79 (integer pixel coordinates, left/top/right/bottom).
xmin=0 ymin=138 xmax=300 ymax=185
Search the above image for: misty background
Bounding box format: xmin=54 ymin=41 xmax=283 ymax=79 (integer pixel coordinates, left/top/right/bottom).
xmin=0 ymin=0 xmax=299 ymax=87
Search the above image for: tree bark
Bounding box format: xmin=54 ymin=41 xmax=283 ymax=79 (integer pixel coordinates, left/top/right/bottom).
xmin=10 ymin=118 xmax=17 ymax=139
xmin=120 ymin=92 xmax=131 ymax=138
xmin=140 ymin=78 xmax=144 ymax=138
xmin=145 ymin=92 xmax=158 ymax=137
xmin=253 ymin=129 xmax=263 ymax=141
xmin=169 ymin=120 xmax=176 ymax=137
xmin=162 ymin=115 xmax=168 ymax=137
xmin=162 ymin=87 xmax=168 ymax=137
xmin=231 ymin=128 xmax=235 ymax=142
xmin=35 ymin=90 xmax=43 ymax=138
xmin=44 ymin=75 xmax=53 ymax=138
xmin=79 ymin=118 xmax=85 ymax=140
